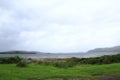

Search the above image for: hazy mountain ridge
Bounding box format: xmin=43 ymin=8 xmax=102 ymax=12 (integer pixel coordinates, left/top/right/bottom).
xmin=87 ymin=46 xmax=120 ymax=53
xmin=1 ymin=46 xmax=120 ymax=54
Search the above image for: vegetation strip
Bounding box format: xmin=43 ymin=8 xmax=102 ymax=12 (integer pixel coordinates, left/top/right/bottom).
xmin=0 ymin=54 xmax=120 ymax=80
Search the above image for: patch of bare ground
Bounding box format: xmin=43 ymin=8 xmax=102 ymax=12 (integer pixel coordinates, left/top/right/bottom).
xmin=98 ymin=76 xmax=120 ymax=80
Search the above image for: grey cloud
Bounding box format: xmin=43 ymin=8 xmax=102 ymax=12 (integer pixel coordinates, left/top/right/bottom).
xmin=0 ymin=0 xmax=120 ymax=52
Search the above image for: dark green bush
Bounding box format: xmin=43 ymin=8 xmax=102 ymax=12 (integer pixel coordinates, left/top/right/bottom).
xmin=0 ymin=56 xmax=22 ymax=64
xmin=79 ymin=54 xmax=120 ymax=64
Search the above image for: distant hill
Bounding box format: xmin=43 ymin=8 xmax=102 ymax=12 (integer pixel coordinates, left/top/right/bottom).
xmin=1 ymin=46 xmax=120 ymax=55
xmin=0 ymin=51 xmax=37 ymax=54
xmin=87 ymin=46 xmax=120 ymax=53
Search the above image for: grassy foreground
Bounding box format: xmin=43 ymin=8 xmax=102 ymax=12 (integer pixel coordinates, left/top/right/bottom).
xmin=0 ymin=63 xmax=120 ymax=80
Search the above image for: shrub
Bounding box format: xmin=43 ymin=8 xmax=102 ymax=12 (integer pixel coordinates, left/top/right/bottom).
xmin=16 ymin=59 xmax=28 ymax=67
xmin=0 ymin=56 xmax=22 ymax=64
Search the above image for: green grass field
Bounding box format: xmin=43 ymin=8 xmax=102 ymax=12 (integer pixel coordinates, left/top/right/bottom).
xmin=0 ymin=63 xmax=120 ymax=80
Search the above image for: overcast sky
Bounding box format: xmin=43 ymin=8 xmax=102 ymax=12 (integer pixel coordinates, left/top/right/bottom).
xmin=0 ymin=0 xmax=120 ymax=53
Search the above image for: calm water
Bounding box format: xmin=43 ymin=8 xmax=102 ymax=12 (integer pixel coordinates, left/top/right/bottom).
xmin=0 ymin=52 xmax=116 ymax=58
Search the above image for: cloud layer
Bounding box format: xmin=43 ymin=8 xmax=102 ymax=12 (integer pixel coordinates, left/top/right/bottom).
xmin=0 ymin=0 xmax=120 ymax=52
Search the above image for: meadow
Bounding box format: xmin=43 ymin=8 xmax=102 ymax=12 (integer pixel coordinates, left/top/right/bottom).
xmin=0 ymin=63 xmax=120 ymax=80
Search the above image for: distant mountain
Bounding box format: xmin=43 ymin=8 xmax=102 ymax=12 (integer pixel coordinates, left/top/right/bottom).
xmin=1 ymin=46 xmax=120 ymax=55
xmin=87 ymin=46 xmax=120 ymax=53
xmin=0 ymin=51 xmax=37 ymax=54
